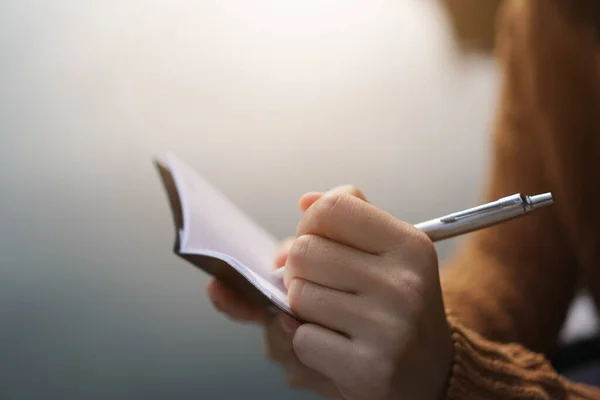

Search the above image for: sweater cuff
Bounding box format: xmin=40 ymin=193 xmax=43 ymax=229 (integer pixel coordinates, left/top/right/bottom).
xmin=443 ymin=314 xmax=568 ymax=399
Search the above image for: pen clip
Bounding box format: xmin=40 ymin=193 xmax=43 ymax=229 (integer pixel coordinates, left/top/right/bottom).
xmin=439 ymin=194 xmax=524 ymax=223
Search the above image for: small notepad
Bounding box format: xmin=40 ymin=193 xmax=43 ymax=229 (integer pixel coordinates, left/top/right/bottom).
xmin=155 ymin=153 xmax=291 ymax=314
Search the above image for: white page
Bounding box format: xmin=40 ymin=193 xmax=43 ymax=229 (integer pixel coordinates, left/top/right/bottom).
xmin=165 ymin=153 xmax=290 ymax=313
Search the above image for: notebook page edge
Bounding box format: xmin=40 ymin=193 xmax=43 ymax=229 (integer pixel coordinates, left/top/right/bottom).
xmin=164 ymin=152 xmax=280 ymax=276
xmin=182 ymin=248 xmax=291 ymax=314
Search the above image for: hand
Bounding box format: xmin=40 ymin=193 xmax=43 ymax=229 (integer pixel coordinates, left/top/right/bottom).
xmin=275 ymin=185 xmax=368 ymax=268
xmin=207 ymin=279 xmax=342 ymax=398
xmin=207 ymin=185 xmax=368 ymax=319
xmin=283 ymin=190 xmax=454 ymax=400
xmin=206 ymin=185 xmax=368 ymax=399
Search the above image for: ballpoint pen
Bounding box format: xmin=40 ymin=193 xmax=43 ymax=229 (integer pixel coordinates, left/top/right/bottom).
xmin=271 ymin=192 xmax=553 ymax=279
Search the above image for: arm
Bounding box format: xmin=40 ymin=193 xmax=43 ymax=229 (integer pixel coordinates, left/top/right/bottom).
xmin=439 ymin=0 xmax=600 ymax=397
xmin=441 ymin=0 xmax=589 ymax=356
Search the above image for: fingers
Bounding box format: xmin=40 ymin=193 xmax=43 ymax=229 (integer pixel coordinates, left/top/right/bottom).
xmin=299 ymin=185 xmax=367 ymax=213
xmin=206 ymin=279 xmax=271 ymax=324
xmin=273 ymin=237 xmax=295 ymax=269
xmin=266 ymin=314 xmax=341 ymax=398
xmin=276 ymin=185 xmax=369 ymax=281
xmin=283 ymin=234 xmax=378 ymax=293
xmin=294 ymin=323 xmax=404 ymax=399
xmin=292 ymin=324 xmax=356 ymax=385
xmin=275 ymin=185 xmax=369 ymax=278
xmin=299 ymin=192 xmax=323 ymax=212
xmin=264 ymin=315 xmax=297 ymax=363
xmin=288 ymin=279 xmax=371 ymax=338
xmin=297 ymin=191 xmax=413 ymax=254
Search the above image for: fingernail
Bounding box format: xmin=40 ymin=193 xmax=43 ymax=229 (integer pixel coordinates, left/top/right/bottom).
xmin=299 ymin=192 xmax=323 ymax=211
xmin=280 ymin=313 xmax=301 ymax=333
xmin=273 ymin=253 xmax=287 ymax=269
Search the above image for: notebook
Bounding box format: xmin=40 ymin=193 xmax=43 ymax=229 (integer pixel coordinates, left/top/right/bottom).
xmin=154 ymin=153 xmax=291 ymax=315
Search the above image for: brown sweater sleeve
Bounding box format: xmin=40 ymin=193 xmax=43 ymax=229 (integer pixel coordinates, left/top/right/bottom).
xmin=439 ymin=0 xmax=600 ymax=398
xmin=444 ymin=315 xmax=600 ymax=399
xmin=440 ymin=0 xmax=587 ymax=356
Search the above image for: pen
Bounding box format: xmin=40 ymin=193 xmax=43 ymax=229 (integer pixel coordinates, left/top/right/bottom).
xmin=414 ymin=192 xmax=553 ymax=241
xmin=271 ymin=192 xmax=553 ymax=279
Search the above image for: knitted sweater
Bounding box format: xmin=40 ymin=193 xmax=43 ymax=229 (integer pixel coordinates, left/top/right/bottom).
xmin=439 ymin=0 xmax=600 ymax=398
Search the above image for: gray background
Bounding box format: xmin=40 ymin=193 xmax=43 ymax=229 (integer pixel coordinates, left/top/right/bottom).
xmin=1 ymin=1 xmax=594 ymax=398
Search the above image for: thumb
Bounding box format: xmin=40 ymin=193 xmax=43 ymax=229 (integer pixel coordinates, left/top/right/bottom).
xmin=299 ymin=185 xmax=367 ymax=212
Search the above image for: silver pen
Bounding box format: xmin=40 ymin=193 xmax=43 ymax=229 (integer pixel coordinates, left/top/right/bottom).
xmin=414 ymin=192 xmax=553 ymax=241
xmin=271 ymin=192 xmax=553 ymax=279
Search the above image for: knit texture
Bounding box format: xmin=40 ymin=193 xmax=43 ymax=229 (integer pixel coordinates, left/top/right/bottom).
xmin=439 ymin=0 xmax=600 ymax=398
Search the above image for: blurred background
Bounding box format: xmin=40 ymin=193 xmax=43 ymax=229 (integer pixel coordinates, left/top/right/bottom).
xmin=0 ymin=0 xmax=596 ymax=398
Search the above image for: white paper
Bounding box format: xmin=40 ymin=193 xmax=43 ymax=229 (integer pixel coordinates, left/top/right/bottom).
xmin=165 ymin=153 xmax=290 ymax=313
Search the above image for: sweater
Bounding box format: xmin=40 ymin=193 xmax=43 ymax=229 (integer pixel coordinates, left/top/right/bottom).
xmin=439 ymin=0 xmax=600 ymax=398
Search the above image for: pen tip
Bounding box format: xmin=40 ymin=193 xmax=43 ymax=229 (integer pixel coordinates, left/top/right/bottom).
xmin=527 ymin=192 xmax=554 ymax=210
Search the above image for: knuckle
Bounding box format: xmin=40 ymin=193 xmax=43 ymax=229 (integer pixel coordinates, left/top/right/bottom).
xmin=373 ymin=270 xmax=400 ymax=294
xmin=370 ymin=267 xmax=414 ymax=300
xmin=313 ymin=191 xmax=345 ymax=225
xmin=287 ymin=234 xmax=314 ymax=266
xmin=383 ymin=223 xmax=412 ymax=252
xmin=390 ymin=270 xmax=428 ymax=318
xmin=386 ymin=225 xmax=438 ymax=272
xmin=378 ymin=312 xmax=406 ymax=338
xmin=370 ymin=267 xmax=428 ymax=326
xmin=410 ymin=228 xmax=438 ymax=265
xmin=339 ymin=184 xmax=366 ymax=200
xmin=398 ymin=269 xmax=426 ymax=298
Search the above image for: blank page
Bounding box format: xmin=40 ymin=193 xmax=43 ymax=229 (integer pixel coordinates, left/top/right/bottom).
xmin=165 ymin=153 xmax=289 ymax=312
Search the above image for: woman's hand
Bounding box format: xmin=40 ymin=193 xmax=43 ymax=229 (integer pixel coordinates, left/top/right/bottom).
xmin=205 ymin=186 xmax=367 ymax=399
xmin=208 ymin=185 xmax=454 ymax=399
xmin=206 ymin=185 xmax=367 ymax=321
xmin=275 ymin=185 xmax=368 ymax=269
xmin=207 ymin=279 xmax=343 ymax=399
xmin=283 ymin=189 xmax=453 ymax=400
